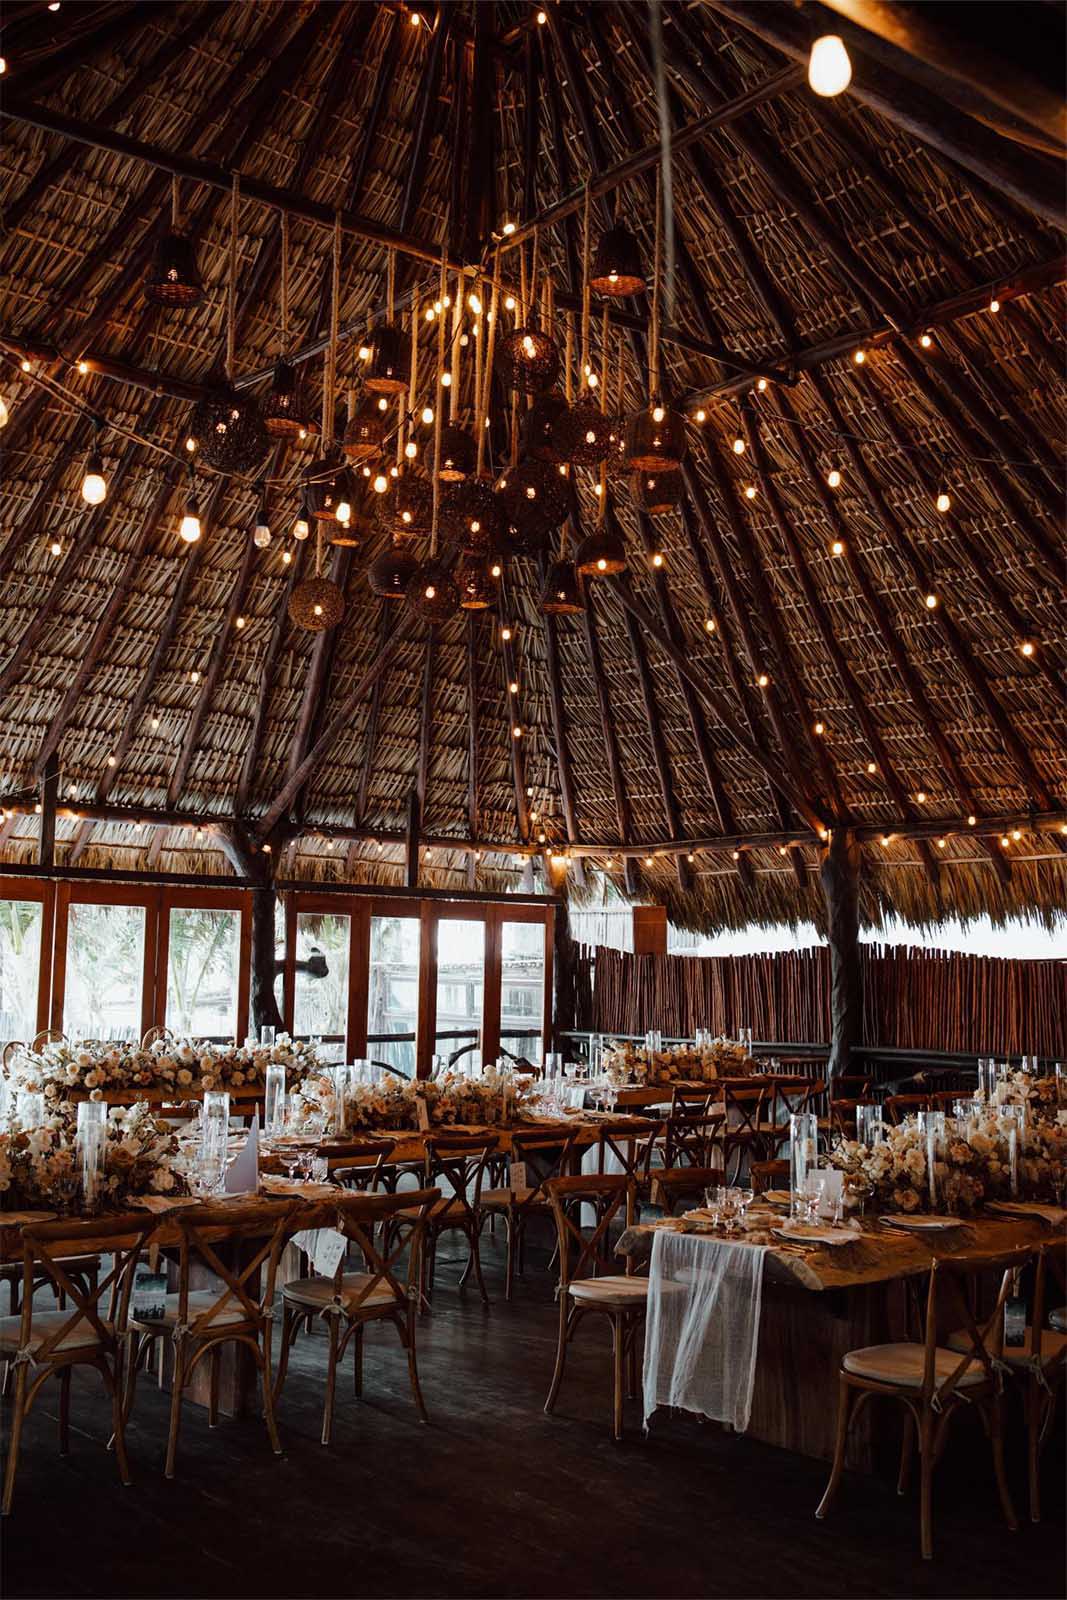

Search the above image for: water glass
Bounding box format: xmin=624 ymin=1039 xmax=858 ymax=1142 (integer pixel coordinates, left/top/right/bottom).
xmin=802 ymin=1175 xmax=825 ymax=1226
xmin=1056 ymin=1063 xmax=1065 ymax=1106
xmin=259 ymin=1025 xmax=276 ymax=1048
xmin=200 ymin=1090 xmax=230 ymax=1194
xmin=976 ymin=1058 xmax=996 ymax=1102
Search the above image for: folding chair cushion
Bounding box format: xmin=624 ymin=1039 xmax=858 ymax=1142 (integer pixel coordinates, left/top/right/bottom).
xmin=567 ymin=1274 xmax=651 ymax=1307
xmin=842 ymin=1342 xmax=987 ymax=1388
xmin=282 ymin=1273 xmax=396 ymax=1313
xmin=0 ymin=1311 xmax=110 ymax=1355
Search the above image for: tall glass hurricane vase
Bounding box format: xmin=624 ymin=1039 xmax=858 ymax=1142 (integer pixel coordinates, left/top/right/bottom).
xmin=789 ymin=1112 xmax=818 ymax=1218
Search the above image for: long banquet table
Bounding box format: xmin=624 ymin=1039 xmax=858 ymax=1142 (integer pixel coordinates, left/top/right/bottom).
xmin=617 ymin=1210 xmax=1058 ymax=1471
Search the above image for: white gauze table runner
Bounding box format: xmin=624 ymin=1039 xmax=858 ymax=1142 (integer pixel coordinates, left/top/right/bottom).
xmin=642 ymin=1230 xmax=767 ymax=1433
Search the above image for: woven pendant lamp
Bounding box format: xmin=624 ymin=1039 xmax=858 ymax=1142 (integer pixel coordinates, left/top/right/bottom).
xmin=144 ymin=178 xmax=202 ymax=306
xmin=495 ymin=459 xmax=569 ymax=543
xmin=364 ymin=322 xmax=410 ymax=395
xmin=573 ymin=522 xmax=627 ymax=577
xmin=439 ymin=473 xmax=499 ymax=551
xmin=264 ymin=360 xmax=308 ymax=438
xmin=524 ymin=389 xmax=569 ymax=463
xmin=497 ymin=322 xmax=560 ymax=394
xmin=407 ymin=231 xmax=460 ymax=623
xmin=456 ymin=552 xmax=494 ymax=610
xmin=290 ymin=521 xmax=345 ymax=632
xmin=589 ymin=225 xmax=645 ymax=297
xmin=343 ymin=397 xmax=390 ymax=459
xmin=556 ymin=398 xmax=614 ymax=466
xmin=433 ymin=423 xmax=476 ymax=482
xmin=632 ymin=467 xmax=682 ymax=515
xmin=540 ymin=557 xmax=584 ymax=615
xmin=368 ymin=538 xmax=419 ymax=600
xmin=406 ymin=552 xmax=458 ymax=621
xmin=307 ymin=455 xmax=356 ymax=521
xmin=376 ymin=471 xmax=434 ymax=537
xmin=194 ymin=384 xmax=269 ymax=476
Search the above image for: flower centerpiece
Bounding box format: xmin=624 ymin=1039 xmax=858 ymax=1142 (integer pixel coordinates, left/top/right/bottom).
xmin=295 ymin=1064 xmax=536 ymax=1134
xmin=6 ymin=1035 xmax=321 ymax=1105
xmin=0 ymin=1101 xmax=193 ymax=1213
xmin=603 ymin=1037 xmax=754 ymax=1087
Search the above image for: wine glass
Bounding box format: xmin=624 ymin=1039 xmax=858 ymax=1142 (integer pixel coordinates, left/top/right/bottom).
xmin=736 ymin=1186 xmax=754 ymax=1226
xmin=282 ymin=1150 xmax=301 ymax=1182
xmin=803 ymin=1176 xmax=826 ymax=1226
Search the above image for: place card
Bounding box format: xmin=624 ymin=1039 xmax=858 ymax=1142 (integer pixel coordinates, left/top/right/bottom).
xmin=508 ymin=1160 xmax=528 ymax=1192
xmin=224 ymin=1110 xmax=259 ymax=1195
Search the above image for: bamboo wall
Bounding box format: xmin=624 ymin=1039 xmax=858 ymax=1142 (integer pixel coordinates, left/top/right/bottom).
xmin=577 ymin=944 xmax=1067 ymax=1058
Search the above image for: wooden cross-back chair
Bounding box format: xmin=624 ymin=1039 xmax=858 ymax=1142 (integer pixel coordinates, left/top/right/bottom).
xmin=750 ymin=1159 xmax=790 ymax=1194
xmin=124 ymin=1198 xmax=302 ymax=1479
xmin=755 ymin=1077 xmax=826 ymax=1157
xmin=479 ymin=1128 xmax=578 ymax=1300
xmin=275 ymin=1188 xmax=440 ymax=1446
xmin=590 ymin=1117 xmax=659 ymax=1226
xmin=662 ymin=1110 xmax=725 ymax=1171
xmin=817 ymin=1246 xmax=1031 ymax=1560
xmin=884 ymin=1093 xmax=932 ymax=1125
xmin=947 ymin=1236 xmax=1067 ymax=1524
xmin=414 ymin=1132 xmax=498 ymax=1307
xmin=542 ymin=1173 xmax=657 ymax=1442
xmin=1 ymin=1213 xmax=157 ymax=1515
xmin=668 ymin=1084 xmax=719 ymax=1116
xmin=717 ymin=1080 xmax=768 ymax=1182
xmin=321 ymin=1136 xmax=396 ymax=1190
xmin=650 ymin=1164 xmax=727 ymax=1217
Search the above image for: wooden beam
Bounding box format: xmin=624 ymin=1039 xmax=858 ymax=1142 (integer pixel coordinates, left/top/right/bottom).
xmin=405 ymin=787 xmax=420 ymax=890
xmin=38 ymin=752 xmax=58 ymax=869
xmin=397 ymin=7 xmax=452 ymax=236
xmin=466 ymin=612 xmax=480 ymax=890
xmin=707 ymin=0 xmax=1067 ymax=231
xmin=256 ymin=620 xmax=414 ymax=838
xmin=820 ymin=825 xmax=863 ymax=1080
xmin=66 ymin=820 xmax=95 ymax=866
xmin=6 ymin=2 xmax=159 ymax=101
xmin=353 ymin=602 xmax=393 ymax=826
xmin=415 ymin=627 xmax=436 ymax=821
xmin=580 ymin=578 xmax=641 ymax=899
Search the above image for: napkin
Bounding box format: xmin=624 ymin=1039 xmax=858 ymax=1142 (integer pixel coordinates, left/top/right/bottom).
xmin=224 ymin=1112 xmax=259 ymax=1195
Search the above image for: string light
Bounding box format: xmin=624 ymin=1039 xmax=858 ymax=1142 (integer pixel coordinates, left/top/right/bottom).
xmin=867 ymin=761 xmax=877 ymax=775
xmin=880 ymin=834 xmax=891 ymax=848
xmin=1019 ymin=639 xmax=1035 ymax=657
xmin=852 ymin=348 xmax=866 ymax=365
xmin=49 ymin=539 xmax=62 ymax=557
xmin=744 ymin=484 xmax=757 ymax=500
xmin=537 ymin=9 xmax=547 ymax=21
xmin=501 ymin=625 xmax=512 ymax=642
xmin=989 ymin=297 xmax=1000 ymax=313
xmin=704 ymin=618 xmax=716 ymax=633
xmin=924 ymin=592 xmax=939 ymax=609
xmin=695 ymin=409 xmax=706 ymax=423
xmin=1012 ymin=829 xmax=1022 ymax=841
xmin=502 ymin=222 xmax=516 ymax=236
xmin=508 ymin=679 xmax=519 ymax=694
xmin=650 ymin=549 xmax=665 ymax=568
xmin=831 ymin=539 xmax=845 ymax=556
xmin=1000 ymin=835 xmax=1009 ymax=848
xmin=189 ymin=669 xmax=200 ymax=684
xmin=731 ymin=850 xmax=740 ymax=861
xmin=967 ymin=814 xmax=976 ymax=826
xmin=179 ymin=489 xmax=201 ymax=543
xmin=756 ymin=377 xmax=768 ymax=392
xmin=919 ymin=332 xmax=933 ymax=349
xmin=813 ymin=721 xmax=825 ymax=735
xmin=826 ymin=468 xmax=841 ymax=489
xmin=358 ymin=345 xmax=371 ymax=361
xmin=756 ymin=672 xmax=769 ymax=688
xmin=235 ymin=615 xmax=246 ymax=630
xmin=731 ymin=435 xmax=745 ymax=455
xmin=281 ymin=550 xmax=292 ymax=565
xmin=150 ymin=716 xmax=160 ymax=731
xmin=937 ymin=837 xmax=946 ymax=849
xmin=80 ymin=442 xmax=107 ymax=505
xmin=372 ymin=473 xmax=389 ymax=494
xmin=807 ymin=33 xmax=852 ymax=96
xmin=512 ymin=725 xmax=523 ymax=739
xmin=105 ymin=755 xmax=116 ymax=768
xmin=293 ymin=501 xmax=310 ymax=539
xmin=916 ymin=790 xmax=926 ymax=804
xmin=935 ymin=491 xmax=951 ymax=513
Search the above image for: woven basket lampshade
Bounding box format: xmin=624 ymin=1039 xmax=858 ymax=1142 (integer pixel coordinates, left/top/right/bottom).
xmin=329 ymin=479 xmax=373 ymax=547
xmin=376 ymin=471 xmax=434 ymax=537
xmin=342 ymin=398 xmax=390 ymax=460
xmin=556 ymin=399 xmax=615 ymax=466
xmin=192 ymin=385 xmax=270 ymax=476
xmin=263 ymin=360 xmax=308 ymax=437
xmin=604 ymin=415 xmax=629 ymax=478
xmin=367 ymin=540 xmax=419 ymax=600
xmin=433 ymin=424 xmax=477 ymax=482
xmin=289 ymin=573 xmax=346 ymax=632
xmin=539 ymin=558 xmax=585 ymax=615
xmin=589 ymin=226 xmax=645 ymax=298
xmin=439 ymin=473 xmax=500 ymax=551
xmin=144 ymin=229 xmax=203 ymax=307
xmin=524 ymin=389 xmax=569 ymax=463
xmin=456 ymin=552 xmax=494 ymax=610
xmin=307 ymin=457 xmax=355 ymax=521
xmin=632 ymin=467 xmax=683 ymax=515
xmin=406 ymin=554 xmax=459 ymax=622
xmin=497 ymin=324 xmax=561 ymax=394
xmin=364 ymin=323 xmax=411 ymax=394
xmin=574 ymin=524 xmax=627 ymax=577
xmin=495 ymin=459 xmax=569 ymax=547
xmin=624 ymin=402 xmax=687 ymax=471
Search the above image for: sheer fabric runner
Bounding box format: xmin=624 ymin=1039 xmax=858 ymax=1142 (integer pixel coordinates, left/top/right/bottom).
xmin=642 ymin=1230 xmax=767 ymax=1433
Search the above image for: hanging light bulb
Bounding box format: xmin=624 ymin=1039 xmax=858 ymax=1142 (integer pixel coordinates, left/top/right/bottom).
xmin=80 ymin=443 xmax=107 ymax=505
xmin=421 ymin=405 xmax=434 ymax=425
xmin=989 ymin=297 xmax=1000 ymax=314
xmin=808 ymin=34 xmax=852 ymax=97
xmin=293 ymin=497 xmax=311 ymax=540
xmin=826 ymin=467 xmax=842 ymax=489
xmin=179 ymin=476 xmax=201 ymax=543
xmin=404 ymin=440 xmax=417 ymax=459
xmin=935 ymin=491 xmax=951 ymax=513
xmin=852 ymin=348 xmax=866 ymax=365
xmin=372 ymin=472 xmax=389 ymax=494
xmin=744 ymin=484 xmax=757 ymax=500
xmin=253 ymin=518 xmax=271 ymax=549
xmin=0 ymin=395 xmax=8 ymax=429
xmin=731 ymin=435 xmax=745 ymax=454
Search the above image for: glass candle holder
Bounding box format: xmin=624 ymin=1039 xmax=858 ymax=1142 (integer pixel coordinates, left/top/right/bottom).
xmin=855 ymin=1103 xmax=883 ymax=1149
xmin=259 ymin=1025 xmax=276 ymax=1048
xmin=790 ymin=1112 xmax=818 ymax=1217
xmin=265 ymin=1062 xmax=286 ymax=1139
xmin=330 ymin=1065 xmax=350 ymax=1136
xmin=76 ymin=1100 xmax=108 ymax=1210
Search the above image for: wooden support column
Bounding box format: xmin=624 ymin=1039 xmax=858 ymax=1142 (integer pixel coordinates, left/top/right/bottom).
xmin=405 ymin=788 xmax=420 ymax=891
xmin=633 ymin=905 xmax=668 ymax=957
xmin=819 ymin=827 xmax=863 ymax=1083
xmin=219 ymin=825 xmax=283 ymax=1036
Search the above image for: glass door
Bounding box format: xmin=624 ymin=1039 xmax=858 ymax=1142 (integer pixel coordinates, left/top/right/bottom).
xmin=0 ymin=881 xmax=53 ymax=1047
xmin=159 ymin=890 xmax=249 ymax=1043
xmin=434 ymin=916 xmax=485 ymax=1074
xmin=54 ymin=887 xmax=158 ymax=1043
xmin=368 ymin=913 xmax=420 ymax=1081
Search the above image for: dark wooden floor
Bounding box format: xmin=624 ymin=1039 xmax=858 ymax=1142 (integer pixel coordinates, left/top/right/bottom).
xmin=2 ymin=1233 xmax=1064 ymax=1600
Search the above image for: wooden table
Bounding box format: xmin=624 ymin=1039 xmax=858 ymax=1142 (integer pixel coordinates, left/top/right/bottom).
xmin=617 ymin=1210 xmax=1056 ymax=1471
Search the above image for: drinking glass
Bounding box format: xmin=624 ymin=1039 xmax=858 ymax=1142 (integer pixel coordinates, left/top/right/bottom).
xmin=803 ymin=1175 xmax=826 ymax=1226
xmin=789 ymin=1111 xmax=818 ymax=1218
xmin=702 ymin=1187 xmax=722 ymax=1229
xmin=259 ymin=1025 xmax=276 ymax=1048
xmin=715 ymin=1185 xmax=738 ymax=1233
xmin=736 ymin=1186 xmax=754 ymax=1226
xmin=310 ymin=1155 xmax=329 ymax=1183
xmin=976 ymin=1058 xmax=996 ymax=1102
xmin=917 ymin=1110 xmax=945 ymax=1209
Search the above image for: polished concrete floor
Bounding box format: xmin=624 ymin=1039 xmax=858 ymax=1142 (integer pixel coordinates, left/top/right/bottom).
xmin=2 ymin=1233 xmax=1063 ymax=1600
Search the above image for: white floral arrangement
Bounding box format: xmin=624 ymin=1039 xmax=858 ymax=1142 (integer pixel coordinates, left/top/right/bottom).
xmin=0 ymin=1101 xmax=194 ymax=1212
xmin=6 ymin=1035 xmax=321 ymax=1104
xmin=991 ymin=1070 xmax=1060 ymax=1124
xmin=603 ymin=1038 xmax=754 ymax=1087
xmin=296 ymin=1065 xmax=536 ymax=1133
xmin=830 ymin=1107 xmax=1066 ymax=1216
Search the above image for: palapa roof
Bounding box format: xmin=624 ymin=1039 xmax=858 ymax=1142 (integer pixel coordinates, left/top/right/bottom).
xmin=0 ymin=0 xmax=1064 ymax=932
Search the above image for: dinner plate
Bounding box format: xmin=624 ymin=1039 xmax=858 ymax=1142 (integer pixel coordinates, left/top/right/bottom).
xmin=879 ymin=1213 xmax=961 ymax=1232
xmin=772 ymin=1222 xmax=859 ymax=1248
xmin=985 ymin=1200 xmax=1066 ymax=1225
xmin=760 ymin=1189 xmax=792 ymax=1207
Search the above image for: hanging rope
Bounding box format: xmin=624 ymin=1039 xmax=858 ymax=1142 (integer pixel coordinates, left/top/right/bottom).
xmin=225 ymin=172 xmax=240 ymax=381
xmin=171 ymin=174 xmax=181 ymax=231
xmin=529 ymin=225 xmax=540 ymax=326
xmin=386 ymin=248 xmax=396 ymax=325
xmin=600 ymin=304 xmax=609 ymax=415
xmin=649 ymin=0 xmax=675 ymax=332
xmin=408 ymin=300 xmax=420 ymax=463
xmin=280 ymin=212 xmax=290 ymax=357
xmin=580 ymin=180 xmax=592 ymax=389
xmin=477 ymin=245 xmax=502 ymax=477
xmin=649 ymin=165 xmax=662 ymax=403
xmin=430 ymin=219 xmax=448 ymax=557
xmin=564 ymin=311 xmax=574 ymax=406
xmin=449 ymin=270 xmax=462 ymax=423
xmin=322 ymin=211 xmax=342 ymax=448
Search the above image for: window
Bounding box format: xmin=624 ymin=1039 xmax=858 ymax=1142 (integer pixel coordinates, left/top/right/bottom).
xmin=436 ymin=918 xmax=484 ymax=1071
xmin=165 ymin=906 xmax=241 ymax=1041
xmin=64 ymin=902 xmax=146 ymax=1042
xmin=294 ymin=912 xmax=350 ymax=1063
xmin=368 ymin=915 xmax=419 ymax=1080
xmin=0 ymin=899 xmax=43 ymax=1047
xmin=500 ymin=919 xmax=545 ymax=1066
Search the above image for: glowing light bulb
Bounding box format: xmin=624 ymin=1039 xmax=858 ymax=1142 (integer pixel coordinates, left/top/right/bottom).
xmin=537 ymin=9 xmax=547 ymax=22
xmin=704 ymin=618 xmax=715 ymax=633
xmin=937 ymin=837 xmax=945 ymax=849
xmin=652 ymin=405 xmax=665 ymax=423
xmin=405 ymin=440 xmax=417 ymax=459
xmin=756 ymin=377 xmax=768 ymax=392
xmin=372 ymin=474 xmax=389 ymax=494
xmin=282 ymin=550 xmax=292 ymax=565
xmin=916 ymin=790 xmax=926 ymax=804
xmin=441 ymin=371 xmax=451 ymax=387
xmin=757 ymin=672 xmax=769 ymax=688
xmin=831 ymin=539 xmax=845 ymax=556
xmin=925 ymin=592 xmax=939 ymax=609
xmin=967 ymin=814 xmax=976 ymax=826
xmin=1012 ymin=828 xmax=1021 ymax=841
xmin=827 ymin=468 xmax=841 ymax=489
xmin=695 ymin=409 xmax=706 ymax=423
xmin=336 ymin=496 xmax=353 ymax=519
xmin=813 ymin=721 xmax=825 ymax=735
xmin=421 ymin=405 xmax=434 ymax=425
xmin=377 ymin=396 xmax=389 ymax=411
xmin=20 ymin=359 xmax=31 ymax=373
xmin=509 ymin=680 xmax=519 ymax=694
xmin=744 ymin=484 xmax=757 ymax=500
xmin=49 ymin=539 xmax=62 ymax=556
xmin=293 ymin=514 xmax=309 ymax=540
xmin=150 ymin=717 xmax=160 ymax=731
xmin=468 ymin=293 xmax=482 ymax=314
xmin=935 ymin=491 xmax=951 ymax=513
xmin=313 ymin=603 xmax=323 ymax=617
xmin=853 ymin=348 xmax=866 ymax=365
xmin=106 ymin=755 xmax=116 ymax=767
xmin=425 ymin=585 xmax=436 ymax=600
xmin=732 ymin=436 xmax=745 ymax=454
xmin=989 ymin=297 xmax=1000 ymax=313
xmin=80 ymin=450 xmax=107 ymax=504
xmin=179 ymin=497 xmax=201 ymax=543
xmin=867 ymin=761 xmax=877 ymax=775
xmin=502 ymin=222 xmax=516 ymax=236
xmin=425 ymin=306 xmax=435 ymax=321
xmin=522 ymin=335 xmax=536 ymax=358
xmin=253 ymin=521 xmax=271 ymax=548
xmin=919 ymin=332 xmax=933 ymax=349
xmin=808 ymin=34 xmax=852 ymax=97
xmin=358 ymin=345 xmax=371 ymax=361
xmin=1019 ymin=639 xmax=1035 ymax=657
xmin=596 ymin=557 xmax=607 ymax=572
xmin=189 ymin=669 xmax=200 ymax=684
xmin=505 ymin=295 xmax=516 ymax=311
xmin=490 ymin=561 xmax=502 ymax=578
xmin=512 ymin=724 xmax=523 ymax=738
xmin=235 ymin=615 xmax=246 ymax=629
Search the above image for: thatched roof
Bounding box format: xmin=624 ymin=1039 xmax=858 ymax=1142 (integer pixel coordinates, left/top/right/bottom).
xmin=0 ymin=0 xmax=1064 ymax=932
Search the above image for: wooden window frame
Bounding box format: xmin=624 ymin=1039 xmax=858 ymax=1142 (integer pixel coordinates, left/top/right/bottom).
xmin=0 ymin=876 xmax=57 ymax=1040
xmin=51 ymin=882 xmax=162 ymax=1041
xmin=156 ymin=887 xmax=251 ymax=1045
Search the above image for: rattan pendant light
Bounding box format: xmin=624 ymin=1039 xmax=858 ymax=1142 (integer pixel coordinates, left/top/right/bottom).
xmin=365 ymin=253 xmax=411 ymax=394
xmin=289 ymin=523 xmax=346 ymax=632
xmin=633 ymin=467 xmax=683 ymax=515
xmin=144 ymin=178 xmax=203 ymax=307
xmin=456 ymin=551 xmax=494 ymax=609
xmin=558 ymin=219 xmax=614 ymax=467
xmin=539 ymin=556 xmax=585 ymax=614
xmin=524 ymin=388 xmax=568 ymax=463
xmin=197 ymin=177 xmax=268 ymax=475
xmin=264 ymin=216 xmax=309 ymax=437
xmin=368 ymin=537 xmax=419 ymax=599
xmin=624 ymin=170 xmax=685 ymax=473
xmin=589 ymin=224 xmax=645 ymax=298
xmin=496 ymin=230 xmax=560 ymax=394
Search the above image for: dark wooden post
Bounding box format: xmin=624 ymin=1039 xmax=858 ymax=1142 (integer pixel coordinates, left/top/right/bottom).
xmin=405 ymin=788 xmax=420 ymax=890
xmin=819 ymin=827 xmax=863 ymax=1082
xmin=220 ymin=824 xmax=284 ymax=1036
xmin=551 ymin=898 xmax=578 ymax=1051
xmin=38 ymin=752 xmax=59 ymax=869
